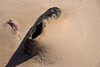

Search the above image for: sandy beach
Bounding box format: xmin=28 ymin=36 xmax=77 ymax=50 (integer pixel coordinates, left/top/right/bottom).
xmin=0 ymin=0 xmax=100 ymax=67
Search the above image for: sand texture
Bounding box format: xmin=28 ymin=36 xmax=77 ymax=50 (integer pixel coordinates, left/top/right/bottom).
xmin=0 ymin=0 xmax=100 ymax=67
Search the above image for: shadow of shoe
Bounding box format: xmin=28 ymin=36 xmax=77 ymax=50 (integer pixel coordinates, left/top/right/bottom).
xmin=6 ymin=7 xmax=61 ymax=67
xmin=5 ymin=39 xmax=33 ymax=67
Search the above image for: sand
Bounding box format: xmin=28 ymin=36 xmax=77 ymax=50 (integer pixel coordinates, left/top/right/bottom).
xmin=0 ymin=0 xmax=100 ymax=67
